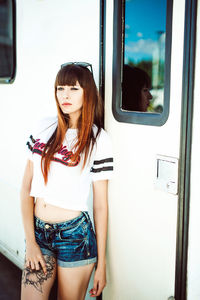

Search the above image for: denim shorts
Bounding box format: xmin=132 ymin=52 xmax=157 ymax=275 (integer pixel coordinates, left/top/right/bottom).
xmin=34 ymin=211 xmax=97 ymax=267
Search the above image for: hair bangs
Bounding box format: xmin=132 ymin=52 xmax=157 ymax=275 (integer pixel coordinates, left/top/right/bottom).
xmin=55 ymin=65 xmax=89 ymax=88
xmin=55 ymin=67 xmax=79 ymax=87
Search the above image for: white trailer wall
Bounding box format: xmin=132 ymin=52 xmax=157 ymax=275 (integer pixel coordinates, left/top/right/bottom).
xmin=0 ymin=1 xmax=100 ymax=299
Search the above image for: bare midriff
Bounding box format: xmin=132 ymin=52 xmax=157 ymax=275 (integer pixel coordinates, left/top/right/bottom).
xmin=34 ymin=197 xmax=81 ymax=223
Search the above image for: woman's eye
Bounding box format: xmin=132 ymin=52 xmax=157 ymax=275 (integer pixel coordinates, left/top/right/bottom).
xmin=57 ymin=87 xmax=64 ymax=91
xmin=71 ymin=87 xmax=78 ymax=90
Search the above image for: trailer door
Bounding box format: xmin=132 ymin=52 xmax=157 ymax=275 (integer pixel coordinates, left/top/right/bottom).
xmin=103 ymin=0 xmax=192 ymax=299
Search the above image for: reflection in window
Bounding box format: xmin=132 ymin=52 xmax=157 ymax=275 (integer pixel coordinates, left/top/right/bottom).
xmin=0 ymin=0 xmax=15 ymax=83
xmin=122 ymin=65 xmax=153 ymax=112
xmin=123 ymin=0 xmax=167 ymax=113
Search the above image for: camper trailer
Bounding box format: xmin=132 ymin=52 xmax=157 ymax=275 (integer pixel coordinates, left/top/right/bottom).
xmin=0 ymin=0 xmax=199 ymax=299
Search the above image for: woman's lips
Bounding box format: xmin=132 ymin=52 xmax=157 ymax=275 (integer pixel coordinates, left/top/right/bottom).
xmin=62 ymin=102 xmax=72 ymax=106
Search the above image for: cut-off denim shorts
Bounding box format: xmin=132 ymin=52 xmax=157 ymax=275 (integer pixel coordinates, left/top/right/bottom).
xmin=34 ymin=211 xmax=97 ymax=267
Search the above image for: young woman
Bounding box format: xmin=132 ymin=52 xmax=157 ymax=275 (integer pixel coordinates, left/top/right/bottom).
xmin=20 ymin=62 xmax=113 ymax=300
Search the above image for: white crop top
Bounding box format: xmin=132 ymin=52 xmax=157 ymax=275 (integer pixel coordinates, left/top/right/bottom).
xmin=26 ymin=116 xmax=113 ymax=211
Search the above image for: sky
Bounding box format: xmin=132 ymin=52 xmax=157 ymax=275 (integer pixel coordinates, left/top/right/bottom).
xmin=124 ymin=0 xmax=167 ymax=63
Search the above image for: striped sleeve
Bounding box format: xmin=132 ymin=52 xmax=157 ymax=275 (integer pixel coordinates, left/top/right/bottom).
xmin=91 ymin=129 xmax=114 ymax=181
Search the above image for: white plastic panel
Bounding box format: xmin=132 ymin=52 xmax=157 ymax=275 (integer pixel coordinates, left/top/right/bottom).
xmin=155 ymin=155 xmax=179 ymax=195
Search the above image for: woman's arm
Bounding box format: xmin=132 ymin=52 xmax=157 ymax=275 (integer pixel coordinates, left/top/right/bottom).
xmin=90 ymin=179 xmax=108 ymax=297
xmin=21 ymin=160 xmax=47 ymax=274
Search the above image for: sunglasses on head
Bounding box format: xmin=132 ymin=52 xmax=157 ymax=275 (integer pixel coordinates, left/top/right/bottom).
xmin=61 ymin=62 xmax=93 ymax=74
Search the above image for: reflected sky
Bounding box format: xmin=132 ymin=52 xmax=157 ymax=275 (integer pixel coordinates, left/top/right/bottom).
xmin=124 ymin=0 xmax=167 ymax=63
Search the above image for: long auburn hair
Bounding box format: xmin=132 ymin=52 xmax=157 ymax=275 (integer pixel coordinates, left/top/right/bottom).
xmin=41 ymin=64 xmax=103 ymax=184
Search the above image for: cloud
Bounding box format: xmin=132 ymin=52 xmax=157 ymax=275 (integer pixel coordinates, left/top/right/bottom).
xmin=125 ymin=38 xmax=164 ymax=55
xmin=137 ymin=32 xmax=143 ymax=37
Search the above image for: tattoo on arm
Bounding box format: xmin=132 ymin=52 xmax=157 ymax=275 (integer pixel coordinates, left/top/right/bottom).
xmin=22 ymin=255 xmax=56 ymax=293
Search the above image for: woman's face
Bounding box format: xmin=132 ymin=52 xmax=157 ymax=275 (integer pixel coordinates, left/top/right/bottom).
xmin=56 ymin=81 xmax=84 ymax=120
xmin=140 ymin=86 xmax=152 ymax=112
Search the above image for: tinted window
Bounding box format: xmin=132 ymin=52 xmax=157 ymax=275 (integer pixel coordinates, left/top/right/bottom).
xmin=123 ymin=0 xmax=167 ymax=113
xmin=0 ymin=0 xmax=16 ymax=83
xmin=112 ymin=0 xmax=173 ymax=126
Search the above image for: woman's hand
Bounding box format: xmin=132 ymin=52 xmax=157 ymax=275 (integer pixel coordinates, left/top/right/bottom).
xmin=25 ymin=241 xmax=47 ymax=275
xmin=89 ymin=264 xmax=106 ymax=297
xmin=21 ymin=161 xmax=47 ymax=273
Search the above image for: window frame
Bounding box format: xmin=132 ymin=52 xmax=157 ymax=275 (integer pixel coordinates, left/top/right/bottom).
xmin=0 ymin=0 xmax=16 ymax=84
xmin=112 ymin=0 xmax=173 ymax=126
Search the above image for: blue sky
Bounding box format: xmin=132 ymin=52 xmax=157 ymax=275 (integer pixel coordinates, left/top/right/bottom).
xmin=124 ymin=0 xmax=167 ymax=63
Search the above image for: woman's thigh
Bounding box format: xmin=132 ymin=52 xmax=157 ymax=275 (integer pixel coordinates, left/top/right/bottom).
xmin=21 ymin=254 xmax=56 ymax=300
xmin=57 ymin=263 xmax=95 ymax=300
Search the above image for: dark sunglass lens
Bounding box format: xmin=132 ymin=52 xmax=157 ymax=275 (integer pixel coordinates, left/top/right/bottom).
xmin=61 ymin=62 xmax=93 ymax=73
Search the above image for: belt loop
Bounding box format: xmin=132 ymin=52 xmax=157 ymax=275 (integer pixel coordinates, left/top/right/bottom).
xmin=82 ymin=211 xmax=90 ymax=223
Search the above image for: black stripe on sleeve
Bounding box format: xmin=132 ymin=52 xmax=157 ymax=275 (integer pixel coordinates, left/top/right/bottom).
xmin=93 ymin=157 xmax=113 ymax=165
xmin=90 ymin=166 xmax=113 ymax=173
